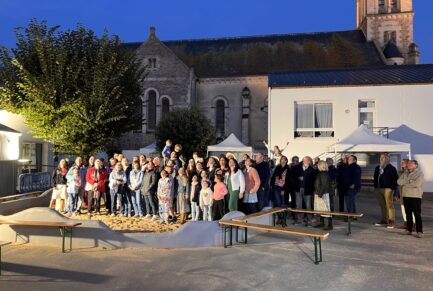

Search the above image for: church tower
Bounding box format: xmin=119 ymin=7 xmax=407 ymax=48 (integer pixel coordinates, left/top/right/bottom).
xmin=356 ymin=0 xmax=419 ymax=64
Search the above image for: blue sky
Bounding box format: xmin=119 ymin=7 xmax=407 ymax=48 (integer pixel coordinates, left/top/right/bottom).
xmin=1 ymin=0 xmax=432 ymax=63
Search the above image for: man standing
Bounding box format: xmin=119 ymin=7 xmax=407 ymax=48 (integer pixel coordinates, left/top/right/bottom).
xmin=397 ymin=160 xmax=424 ymax=238
xmin=336 ymin=154 xmax=348 ymax=212
xmin=343 ymin=155 xmax=361 ymax=214
xmin=255 ymin=152 xmax=270 ymax=210
xmin=374 ymin=153 xmax=398 ymax=228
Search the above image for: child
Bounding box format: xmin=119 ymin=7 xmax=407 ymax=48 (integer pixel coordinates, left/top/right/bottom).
xmin=161 ymin=139 xmax=172 ymax=166
xmin=200 ymin=180 xmax=213 ymax=222
xmin=66 ymin=168 xmax=81 ymax=217
xmin=109 ymin=162 xmax=127 ymax=216
xmin=189 ymin=174 xmax=201 ymax=221
xmin=212 ymin=174 xmax=228 ymax=220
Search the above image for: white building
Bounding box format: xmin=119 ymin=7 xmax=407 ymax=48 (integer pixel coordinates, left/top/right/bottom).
xmin=268 ymin=64 xmax=433 ymax=192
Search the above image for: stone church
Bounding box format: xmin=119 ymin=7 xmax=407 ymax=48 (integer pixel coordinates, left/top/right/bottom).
xmin=118 ymin=0 xmax=419 ymax=151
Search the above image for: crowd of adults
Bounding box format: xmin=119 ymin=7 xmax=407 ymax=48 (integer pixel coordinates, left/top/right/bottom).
xmin=49 ymin=139 xmax=425 ymax=237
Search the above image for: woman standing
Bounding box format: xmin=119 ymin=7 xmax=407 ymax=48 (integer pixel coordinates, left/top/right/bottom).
xmin=270 ymin=156 xmax=291 ymax=225
xmin=314 ymin=161 xmax=333 ymax=230
xmin=188 ymin=174 xmax=201 ymax=221
xmin=129 ymin=161 xmax=143 ymax=217
xmin=50 ymin=159 xmax=68 ymax=212
xmin=226 ymin=158 xmax=245 ymax=212
xmin=108 ymin=162 xmax=127 ymax=216
xmin=157 ymin=170 xmax=174 ymax=224
xmin=176 ymin=168 xmax=190 ymax=224
xmin=85 ymin=159 xmax=108 ymax=216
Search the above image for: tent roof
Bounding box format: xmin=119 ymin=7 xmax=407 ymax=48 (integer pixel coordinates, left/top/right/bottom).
xmin=207 ymin=133 xmax=252 ymax=153
xmin=335 ymin=125 xmax=410 ymax=153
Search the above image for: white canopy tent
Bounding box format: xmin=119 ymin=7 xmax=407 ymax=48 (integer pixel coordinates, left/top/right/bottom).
xmin=140 ymin=143 xmax=159 ymax=157
xmin=207 ymin=133 xmax=253 ymax=160
xmin=334 ymin=125 xmax=411 ymax=156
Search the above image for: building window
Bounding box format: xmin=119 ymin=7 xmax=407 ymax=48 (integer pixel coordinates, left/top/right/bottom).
xmin=391 ymin=31 xmax=397 ymax=43
xmin=295 ymin=103 xmax=333 ymax=138
xmin=215 ymin=99 xmax=225 ymax=137
xmin=379 ymin=0 xmax=386 ymax=13
xmin=148 ymin=58 xmax=157 ymax=69
xmin=21 ymin=143 xmax=42 ymax=172
xmin=391 ymin=0 xmax=400 ymax=12
xmin=147 ymin=90 xmax=157 ymax=131
xmin=384 ymin=31 xmax=396 ymax=44
xmin=161 ymin=97 xmax=170 ymax=119
xmin=359 ymin=100 xmax=376 ymax=128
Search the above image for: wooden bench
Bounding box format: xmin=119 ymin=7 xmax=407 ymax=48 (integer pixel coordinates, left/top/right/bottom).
xmin=0 ymin=219 xmax=82 ymax=253
xmin=219 ymin=220 xmax=329 ymax=265
xmin=232 ymin=207 xmax=287 ymax=226
xmin=0 ymin=241 xmax=11 ymax=276
xmin=287 ymin=208 xmax=364 ymax=235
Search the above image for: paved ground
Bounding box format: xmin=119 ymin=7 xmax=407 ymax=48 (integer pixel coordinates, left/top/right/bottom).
xmin=1 ymin=192 xmax=433 ymax=290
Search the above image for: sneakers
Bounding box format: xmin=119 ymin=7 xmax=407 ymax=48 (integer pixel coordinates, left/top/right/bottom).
xmin=415 ymin=232 xmax=423 ymax=238
xmin=386 ymin=224 xmax=395 ymax=229
xmin=374 ymin=221 xmax=387 ymax=226
xmin=152 ymin=215 xmax=159 ymax=221
xmin=145 ymin=214 xmax=152 ymax=219
xmin=110 ymin=213 xmax=115 ymax=217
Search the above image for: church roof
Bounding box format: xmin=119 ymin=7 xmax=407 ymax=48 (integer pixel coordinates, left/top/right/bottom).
xmin=383 ymin=40 xmax=403 ymax=59
xmin=124 ymin=30 xmax=385 ymax=77
xmin=269 ymin=64 xmax=433 ymax=87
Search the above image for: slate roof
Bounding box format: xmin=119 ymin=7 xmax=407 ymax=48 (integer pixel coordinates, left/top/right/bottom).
xmin=269 ymin=64 xmax=433 ymax=87
xmin=124 ymin=30 xmax=385 ymax=77
xmin=0 ymin=123 xmax=20 ymax=134
xmin=383 ymin=40 xmax=403 ymax=59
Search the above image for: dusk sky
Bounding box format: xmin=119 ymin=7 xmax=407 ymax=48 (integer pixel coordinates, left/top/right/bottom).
xmin=1 ymin=0 xmax=432 ymax=63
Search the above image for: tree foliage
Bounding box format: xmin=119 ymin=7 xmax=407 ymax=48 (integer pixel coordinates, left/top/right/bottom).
xmin=155 ymin=108 xmax=216 ymax=158
xmin=0 ymin=19 xmax=145 ymax=157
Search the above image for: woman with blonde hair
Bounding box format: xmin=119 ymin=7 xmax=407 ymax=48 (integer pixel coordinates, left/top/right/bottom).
xmin=176 ymin=168 xmax=190 ymax=224
xmin=314 ymin=160 xmax=332 ymax=230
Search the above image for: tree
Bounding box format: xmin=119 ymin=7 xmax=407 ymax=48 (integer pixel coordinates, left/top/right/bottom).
xmin=326 ymin=34 xmax=366 ymax=68
xmin=155 ymin=108 xmax=216 ymax=158
xmin=0 ymin=19 xmax=145 ymax=158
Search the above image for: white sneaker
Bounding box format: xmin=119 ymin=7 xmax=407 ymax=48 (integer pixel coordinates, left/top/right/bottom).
xmin=145 ymin=214 xmax=152 ymax=219
xmin=110 ymin=213 xmax=115 ymax=217
xmin=152 ymin=215 xmax=159 ymax=221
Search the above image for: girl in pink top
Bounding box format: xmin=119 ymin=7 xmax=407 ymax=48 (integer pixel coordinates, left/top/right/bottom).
xmin=212 ymin=174 xmax=228 ymax=220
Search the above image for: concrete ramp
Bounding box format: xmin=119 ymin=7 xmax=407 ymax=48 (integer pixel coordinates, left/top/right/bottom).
xmin=0 ymin=207 xmax=252 ymax=249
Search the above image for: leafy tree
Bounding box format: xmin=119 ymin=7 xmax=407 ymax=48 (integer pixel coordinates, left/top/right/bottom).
xmin=155 ymin=108 xmax=216 ymax=158
xmin=0 ymin=19 xmax=145 ymax=158
xmin=326 ymin=34 xmax=366 ymax=67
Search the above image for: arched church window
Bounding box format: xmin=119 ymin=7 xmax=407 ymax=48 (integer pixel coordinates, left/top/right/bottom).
xmin=161 ymin=97 xmax=170 ymax=119
xmin=391 ymin=0 xmax=400 ymax=12
xmin=147 ymin=90 xmax=157 ymax=131
xmin=215 ymin=99 xmax=225 ymax=137
xmin=379 ymin=0 xmax=386 ymax=13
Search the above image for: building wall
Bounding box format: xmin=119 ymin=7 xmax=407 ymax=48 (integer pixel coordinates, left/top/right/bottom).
xmin=196 ymin=76 xmax=268 ymax=150
xmin=269 ymin=83 xmax=433 ymax=191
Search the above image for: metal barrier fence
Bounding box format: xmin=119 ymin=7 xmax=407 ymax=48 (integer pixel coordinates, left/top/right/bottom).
xmin=18 ymin=172 xmax=52 ymax=193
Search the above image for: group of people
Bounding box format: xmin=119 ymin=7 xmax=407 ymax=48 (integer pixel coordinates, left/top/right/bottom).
xmin=48 ymin=139 xmax=424 ymax=236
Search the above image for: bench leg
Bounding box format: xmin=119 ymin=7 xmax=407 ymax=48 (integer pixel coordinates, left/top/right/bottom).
xmin=319 ymin=238 xmax=322 ymax=262
xmin=272 ymin=213 xmax=276 ymax=226
xmin=60 ymin=227 xmax=66 ymax=253
xmin=229 ymin=226 xmax=233 ymax=246
xmin=69 ymin=227 xmax=73 ymax=251
xmin=244 ymin=227 xmax=248 ymax=244
xmin=347 ymin=217 xmax=352 ymax=236
xmin=236 ymin=227 xmax=239 ymax=243
xmin=313 ymin=237 xmax=319 ymax=265
xmin=223 ymin=225 xmax=227 ymax=248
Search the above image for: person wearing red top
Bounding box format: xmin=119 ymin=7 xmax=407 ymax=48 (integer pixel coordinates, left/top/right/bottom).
xmin=85 ymin=159 xmax=108 ymax=216
xmin=212 ymin=174 xmax=228 ymax=220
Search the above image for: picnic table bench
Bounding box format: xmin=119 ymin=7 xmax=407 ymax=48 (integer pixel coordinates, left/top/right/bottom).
xmin=287 ymin=208 xmax=364 ymax=235
xmin=232 ymin=207 xmax=287 ymax=226
xmin=219 ymin=220 xmax=329 ymax=265
xmin=0 ymin=241 xmax=11 ymax=275
xmin=0 ymin=219 xmax=82 ymax=253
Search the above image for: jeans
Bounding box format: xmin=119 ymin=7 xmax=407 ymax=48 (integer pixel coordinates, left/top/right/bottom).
xmin=110 ymin=189 xmax=122 ymax=214
xmin=295 ymin=188 xmax=312 ymax=223
xmin=345 ymin=188 xmax=358 ymax=213
xmin=403 ymin=197 xmax=422 ymax=233
xmin=131 ymin=189 xmax=142 ymax=216
xmin=67 ymin=192 xmax=76 ymax=213
xmin=123 ymin=189 xmax=132 ymax=216
xmin=74 ymin=187 xmax=84 ymax=212
xmin=144 ymin=194 xmax=157 ymax=215
xmin=202 ymin=205 xmax=212 ymax=221
xmin=191 ymin=202 xmax=200 ymax=221
xmin=273 ymin=187 xmax=286 ymax=219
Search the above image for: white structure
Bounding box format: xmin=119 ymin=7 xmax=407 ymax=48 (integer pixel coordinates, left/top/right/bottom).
xmin=207 ymin=133 xmax=253 ymax=161
xmin=268 ymin=65 xmax=433 ymax=192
